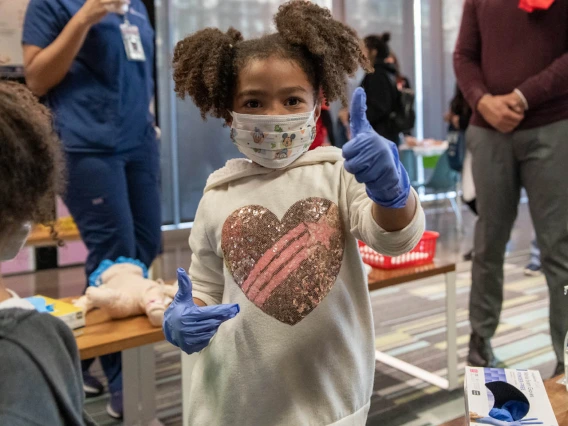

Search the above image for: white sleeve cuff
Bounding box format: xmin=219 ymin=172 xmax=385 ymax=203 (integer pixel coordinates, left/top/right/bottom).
xmin=191 ymin=289 xmax=223 ymax=307
xmin=514 ymin=89 xmax=529 ymax=111
xmin=358 ymin=189 xmax=426 ymax=257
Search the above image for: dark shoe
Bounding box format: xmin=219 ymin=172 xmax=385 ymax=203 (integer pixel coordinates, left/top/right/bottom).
xmin=463 ymin=249 xmax=474 ymax=261
xmin=106 ymin=391 xmax=123 ymax=420
xmin=553 ymin=362 xmax=564 ymax=378
xmin=467 ymin=333 xmax=504 ymax=368
xmin=524 ymin=262 xmax=542 ymax=277
xmin=83 ymin=372 xmax=104 ymax=398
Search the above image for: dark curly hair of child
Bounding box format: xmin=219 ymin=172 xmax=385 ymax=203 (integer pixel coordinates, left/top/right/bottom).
xmin=0 ymin=81 xmax=64 ymax=233
xmin=172 ymin=1 xmax=372 ymax=121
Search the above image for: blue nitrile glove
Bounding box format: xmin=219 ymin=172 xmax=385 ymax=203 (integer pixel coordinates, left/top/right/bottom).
xmin=489 ymin=401 xmax=530 ymax=422
xmin=163 ymin=268 xmax=240 ymax=355
xmin=473 ymin=417 xmax=542 ymax=425
xmin=342 ymin=87 xmax=411 ymax=208
xmin=25 ymin=296 xmax=54 ymax=313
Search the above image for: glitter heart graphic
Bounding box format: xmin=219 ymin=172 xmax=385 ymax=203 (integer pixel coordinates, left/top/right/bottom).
xmin=222 ymin=198 xmax=344 ymax=325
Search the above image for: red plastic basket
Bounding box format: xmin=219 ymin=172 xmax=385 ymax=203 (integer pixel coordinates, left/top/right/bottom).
xmin=358 ymin=231 xmax=439 ymax=270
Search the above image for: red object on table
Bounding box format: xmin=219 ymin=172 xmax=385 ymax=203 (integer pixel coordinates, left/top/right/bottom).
xmin=519 ymin=0 xmax=555 ymax=12
xmin=358 ymin=231 xmax=440 ymax=270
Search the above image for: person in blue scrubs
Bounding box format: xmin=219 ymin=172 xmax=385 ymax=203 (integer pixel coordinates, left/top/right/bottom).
xmin=22 ymin=0 xmax=161 ymax=419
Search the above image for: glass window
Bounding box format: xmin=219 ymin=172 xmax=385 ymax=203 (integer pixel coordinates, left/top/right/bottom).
xmin=420 ymin=0 xmax=443 ymax=139
xmin=344 ymin=0 xmax=407 ymax=74
xmin=443 ymin=0 xmax=465 ymax=105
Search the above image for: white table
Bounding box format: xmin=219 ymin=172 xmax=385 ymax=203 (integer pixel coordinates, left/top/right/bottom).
xmin=399 ymin=141 xmax=449 ymax=186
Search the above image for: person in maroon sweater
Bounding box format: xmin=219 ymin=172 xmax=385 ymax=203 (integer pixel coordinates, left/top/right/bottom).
xmin=454 ymin=0 xmax=568 ymax=376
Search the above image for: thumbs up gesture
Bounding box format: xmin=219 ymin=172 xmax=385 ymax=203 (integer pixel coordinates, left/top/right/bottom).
xmin=163 ymin=268 xmax=240 ymax=355
xmin=342 ymin=88 xmax=411 ymax=209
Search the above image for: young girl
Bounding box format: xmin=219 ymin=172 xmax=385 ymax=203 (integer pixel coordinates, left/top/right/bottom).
xmin=164 ymin=2 xmax=424 ymax=425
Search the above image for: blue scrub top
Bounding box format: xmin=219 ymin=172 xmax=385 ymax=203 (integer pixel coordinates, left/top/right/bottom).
xmin=22 ymin=0 xmax=156 ymax=153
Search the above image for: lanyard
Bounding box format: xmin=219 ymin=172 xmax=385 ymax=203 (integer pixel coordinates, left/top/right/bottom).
xmin=119 ymin=4 xmax=146 ymax=62
xmin=123 ymin=5 xmax=131 ymax=26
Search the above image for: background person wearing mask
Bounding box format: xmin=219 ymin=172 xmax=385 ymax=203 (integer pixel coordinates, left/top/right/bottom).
xmin=454 ymin=0 xmax=568 ymax=376
xmin=22 ymin=0 xmax=162 ymax=419
xmin=0 ymin=81 xmax=94 ymax=426
xmin=361 ymin=33 xmax=401 ymax=144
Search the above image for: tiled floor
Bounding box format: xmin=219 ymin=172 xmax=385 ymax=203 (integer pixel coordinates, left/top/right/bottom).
xmin=3 ymin=201 xmax=540 ymax=426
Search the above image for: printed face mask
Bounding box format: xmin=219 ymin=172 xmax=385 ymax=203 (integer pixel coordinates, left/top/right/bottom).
xmin=0 ymin=222 xmax=31 ymax=262
xmin=229 ymin=109 xmax=317 ymax=169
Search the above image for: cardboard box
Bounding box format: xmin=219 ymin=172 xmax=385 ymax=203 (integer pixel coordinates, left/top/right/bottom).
xmin=464 ymin=367 xmax=558 ymax=425
xmin=28 ymin=296 xmax=85 ymax=330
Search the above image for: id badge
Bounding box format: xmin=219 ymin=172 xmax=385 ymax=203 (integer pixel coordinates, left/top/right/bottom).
xmin=120 ymin=23 xmax=146 ymax=61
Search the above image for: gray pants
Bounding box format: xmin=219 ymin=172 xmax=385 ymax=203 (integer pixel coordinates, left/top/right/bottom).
xmin=467 ymin=120 xmax=568 ymax=363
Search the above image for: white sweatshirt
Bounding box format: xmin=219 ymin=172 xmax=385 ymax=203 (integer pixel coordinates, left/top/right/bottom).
xmin=186 ymin=147 xmax=425 ymax=426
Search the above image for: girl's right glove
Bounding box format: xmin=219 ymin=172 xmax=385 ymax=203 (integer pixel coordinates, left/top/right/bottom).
xmin=163 ymin=268 xmax=239 ymax=354
xmin=342 ymin=88 xmax=411 ymax=209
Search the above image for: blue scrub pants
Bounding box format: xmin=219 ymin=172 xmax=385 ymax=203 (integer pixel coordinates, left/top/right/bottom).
xmin=64 ymin=137 xmax=162 ymax=394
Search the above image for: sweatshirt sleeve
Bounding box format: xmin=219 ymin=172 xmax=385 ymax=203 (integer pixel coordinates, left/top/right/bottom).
xmin=453 ymin=0 xmax=488 ymax=111
xmin=517 ymin=51 xmax=568 ymax=109
xmin=343 ymin=168 xmax=425 ymax=256
xmin=188 ymin=193 xmax=225 ymax=306
xmin=22 ymin=0 xmax=68 ymax=49
xmin=0 ymin=341 xmax=54 ymax=426
xmin=0 ymin=314 xmax=85 ymax=426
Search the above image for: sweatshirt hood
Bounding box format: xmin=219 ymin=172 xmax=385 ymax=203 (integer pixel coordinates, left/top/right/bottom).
xmin=0 ymin=308 xmax=35 ymax=333
xmin=204 ymin=146 xmax=344 ymax=193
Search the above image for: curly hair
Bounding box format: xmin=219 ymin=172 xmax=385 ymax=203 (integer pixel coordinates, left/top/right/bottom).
xmin=173 ymin=1 xmax=372 ymax=121
xmin=0 ymin=81 xmax=64 ymax=233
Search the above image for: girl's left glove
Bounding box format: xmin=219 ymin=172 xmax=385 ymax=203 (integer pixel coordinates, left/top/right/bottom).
xmin=342 ymin=87 xmax=411 ymax=209
xmin=163 ymin=268 xmax=239 ymax=354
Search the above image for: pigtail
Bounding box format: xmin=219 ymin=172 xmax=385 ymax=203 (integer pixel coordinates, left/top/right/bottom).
xmin=0 ymin=82 xmax=64 ymax=234
xmin=274 ymin=1 xmax=371 ymax=106
xmin=173 ymin=27 xmax=243 ymax=121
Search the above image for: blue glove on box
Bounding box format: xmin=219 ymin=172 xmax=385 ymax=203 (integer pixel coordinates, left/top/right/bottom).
xmin=473 ymin=401 xmax=542 ymax=425
xmin=163 ymin=268 xmax=240 ymax=355
xmin=473 ymin=417 xmax=542 ymax=425
xmin=342 ymin=88 xmax=411 ymax=209
xmin=25 ymin=296 xmax=54 ymax=313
